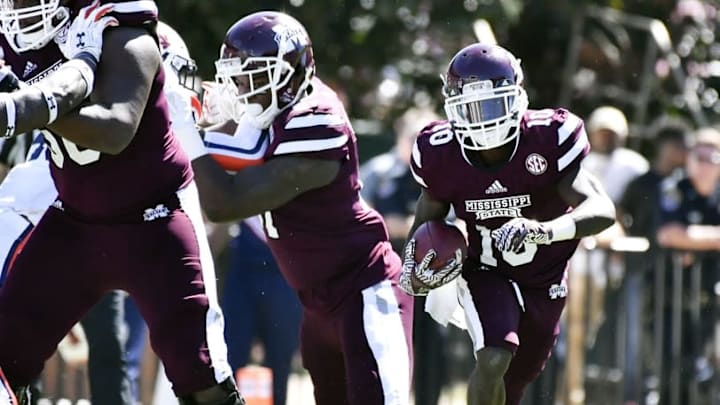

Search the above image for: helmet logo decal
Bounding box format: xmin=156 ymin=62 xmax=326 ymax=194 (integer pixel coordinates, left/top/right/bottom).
xmin=525 ymin=153 xmax=547 ymax=175
xmin=272 ymin=24 xmax=307 ymax=54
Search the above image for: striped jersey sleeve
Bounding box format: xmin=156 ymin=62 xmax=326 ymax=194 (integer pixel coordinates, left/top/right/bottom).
xmin=554 ymin=111 xmax=589 ymax=174
xmin=267 ymin=112 xmax=351 ymax=161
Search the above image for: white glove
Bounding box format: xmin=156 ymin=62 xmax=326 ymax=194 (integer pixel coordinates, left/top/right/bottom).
xmin=399 ymin=240 xmax=464 ymax=296
xmin=491 ymin=218 xmax=552 ymax=253
xmin=166 ymin=85 xmax=207 ymax=161
xmin=200 ymin=81 xmax=234 ymax=125
xmin=58 ymin=0 xmax=118 ymax=62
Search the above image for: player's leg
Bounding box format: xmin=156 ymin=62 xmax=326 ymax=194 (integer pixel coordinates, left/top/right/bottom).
xmin=503 ymin=286 xmax=566 ymax=405
xmin=0 ymin=208 xmax=106 ymax=397
xmin=459 ymin=271 xmax=523 ymax=405
xmin=220 ymin=258 xmax=257 ymax=373
xmin=0 ymin=209 xmax=32 ymax=288
xmin=80 ymin=290 xmax=133 ymax=405
xmin=124 ymin=297 xmax=148 ymax=402
xmin=342 ymin=276 xmax=413 ymax=405
xmin=0 ymin=367 xmax=17 ymax=405
xmin=124 ymin=182 xmax=241 ymax=404
xmin=256 ymin=269 xmax=301 ymax=405
xmin=299 ymin=308 xmax=348 ymax=405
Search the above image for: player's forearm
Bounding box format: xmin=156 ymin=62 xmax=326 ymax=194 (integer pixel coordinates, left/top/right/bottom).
xmin=0 ymin=58 xmax=95 ymax=138
xmin=565 ymin=194 xmax=616 ymax=238
xmin=191 ymin=156 xmax=295 ymax=222
xmin=47 ymin=103 xmax=137 ymax=154
xmin=539 ymin=194 xmax=615 ymax=244
xmin=407 ymin=190 xmax=450 ymax=241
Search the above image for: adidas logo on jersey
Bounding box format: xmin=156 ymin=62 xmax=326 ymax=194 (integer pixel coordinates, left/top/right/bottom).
xmin=23 ymin=60 xmax=37 ymax=78
xmin=485 ymin=180 xmax=508 ymax=194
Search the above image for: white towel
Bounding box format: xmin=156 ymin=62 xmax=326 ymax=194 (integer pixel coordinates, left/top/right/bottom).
xmin=424 ymin=278 xmax=467 ymax=330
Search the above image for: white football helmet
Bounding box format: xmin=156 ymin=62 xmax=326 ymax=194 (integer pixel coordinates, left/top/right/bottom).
xmin=157 ymin=21 xmax=198 ymax=93
xmin=0 ymin=0 xmax=70 ymax=53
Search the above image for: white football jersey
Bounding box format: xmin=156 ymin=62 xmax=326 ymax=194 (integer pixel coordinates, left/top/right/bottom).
xmin=0 ymin=133 xmax=56 ymax=225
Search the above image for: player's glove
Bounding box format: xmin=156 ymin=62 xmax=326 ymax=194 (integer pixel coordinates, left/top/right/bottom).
xmin=58 ymin=0 xmax=118 ymax=63
xmin=0 ymin=66 xmax=22 ymax=93
xmin=166 ymin=85 xmax=208 ymax=161
xmin=200 ymin=81 xmax=234 ymax=125
xmin=399 ymin=239 xmax=464 ymax=296
xmin=491 ymin=218 xmax=552 ymax=253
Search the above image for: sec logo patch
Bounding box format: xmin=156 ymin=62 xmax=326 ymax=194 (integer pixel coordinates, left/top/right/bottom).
xmin=525 ymin=153 xmax=547 ymax=175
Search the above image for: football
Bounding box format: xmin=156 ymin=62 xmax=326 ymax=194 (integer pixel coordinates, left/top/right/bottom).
xmin=203 ymin=129 xmax=267 ymax=172
xmin=412 ymin=220 xmax=468 ymax=269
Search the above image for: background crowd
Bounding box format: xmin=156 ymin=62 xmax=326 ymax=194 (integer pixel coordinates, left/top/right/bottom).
xmin=0 ymin=0 xmax=718 ymax=405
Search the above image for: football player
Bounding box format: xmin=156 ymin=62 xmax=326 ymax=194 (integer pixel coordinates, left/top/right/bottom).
xmin=175 ymin=10 xmax=413 ymax=405
xmin=402 ymin=43 xmax=616 ymax=405
xmin=0 ymin=2 xmax=243 ymax=404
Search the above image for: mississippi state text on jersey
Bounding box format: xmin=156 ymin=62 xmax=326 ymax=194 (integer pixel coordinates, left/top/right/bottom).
xmin=411 ymin=108 xmax=589 ymax=287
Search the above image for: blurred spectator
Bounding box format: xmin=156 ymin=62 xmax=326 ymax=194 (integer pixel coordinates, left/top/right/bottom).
xmin=615 ymin=119 xmax=690 ymax=403
xmin=573 ymin=105 xmax=649 ymax=390
xmin=619 ymin=119 xmax=691 ymax=241
xmin=221 ymin=217 xmax=302 ymax=405
xmin=583 ymin=105 xmax=650 ymax=204
xmin=656 ymin=126 xmax=720 ymax=403
xmin=657 ymin=126 xmax=720 ymax=251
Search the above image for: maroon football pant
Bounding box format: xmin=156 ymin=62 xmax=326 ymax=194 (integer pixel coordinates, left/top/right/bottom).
xmin=300 ymin=277 xmax=414 ymax=405
xmin=0 ymin=187 xmax=231 ymax=396
xmin=460 ymin=270 xmax=566 ymax=405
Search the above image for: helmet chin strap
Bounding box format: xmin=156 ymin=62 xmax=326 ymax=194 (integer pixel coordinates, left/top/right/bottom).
xmin=15 ymin=30 xmax=47 ymax=49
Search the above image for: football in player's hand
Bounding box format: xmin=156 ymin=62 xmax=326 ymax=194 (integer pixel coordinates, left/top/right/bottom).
xmin=413 ymin=220 xmax=467 ymax=269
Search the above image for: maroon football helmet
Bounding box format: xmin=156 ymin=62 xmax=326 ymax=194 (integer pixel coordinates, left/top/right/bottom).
xmin=214 ymin=10 xmax=315 ymax=128
xmin=442 ymin=43 xmax=528 ymax=152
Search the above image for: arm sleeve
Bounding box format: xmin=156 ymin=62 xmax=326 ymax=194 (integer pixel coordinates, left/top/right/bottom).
xmin=268 ymin=112 xmax=350 ymax=161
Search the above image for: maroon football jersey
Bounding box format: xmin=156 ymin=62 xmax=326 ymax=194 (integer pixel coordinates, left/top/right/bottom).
xmin=262 ymin=77 xmax=399 ymax=297
xmin=411 ymin=108 xmax=589 ymax=287
xmin=0 ymin=1 xmax=192 ymax=220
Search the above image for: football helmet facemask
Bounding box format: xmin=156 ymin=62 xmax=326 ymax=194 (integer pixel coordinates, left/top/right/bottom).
xmin=442 ymin=43 xmax=528 ymax=152
xmin=214 ymin=10 xmax=315 ymax=129
xmin=0 ymin=0 xmax=71 ymax=53
xmin=157 ymin=21 xmax=198 ymax=93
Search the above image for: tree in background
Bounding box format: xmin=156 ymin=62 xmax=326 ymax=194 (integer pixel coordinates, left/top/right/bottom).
xmin=156 ymin=0 xmax=717 ymax=140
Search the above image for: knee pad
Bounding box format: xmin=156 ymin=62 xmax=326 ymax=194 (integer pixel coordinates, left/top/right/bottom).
xmin=178 ymin=378 xmax=246 ymax=405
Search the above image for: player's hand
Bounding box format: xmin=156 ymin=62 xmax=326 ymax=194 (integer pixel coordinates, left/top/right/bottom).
xmin=58 ymin=0 xmax=118 ymax=63
xmin=399 ymin=240 xmax=463 ymax=296
xmin=491 ymin=218 xmax=552 ymax=253
xmin=200 ymin=81 xmax=234 ymax=125
xmin=166 ymin=87 xmax=207 ymax=161
xmin=0 ymin=66 xmax=22 ymax=93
